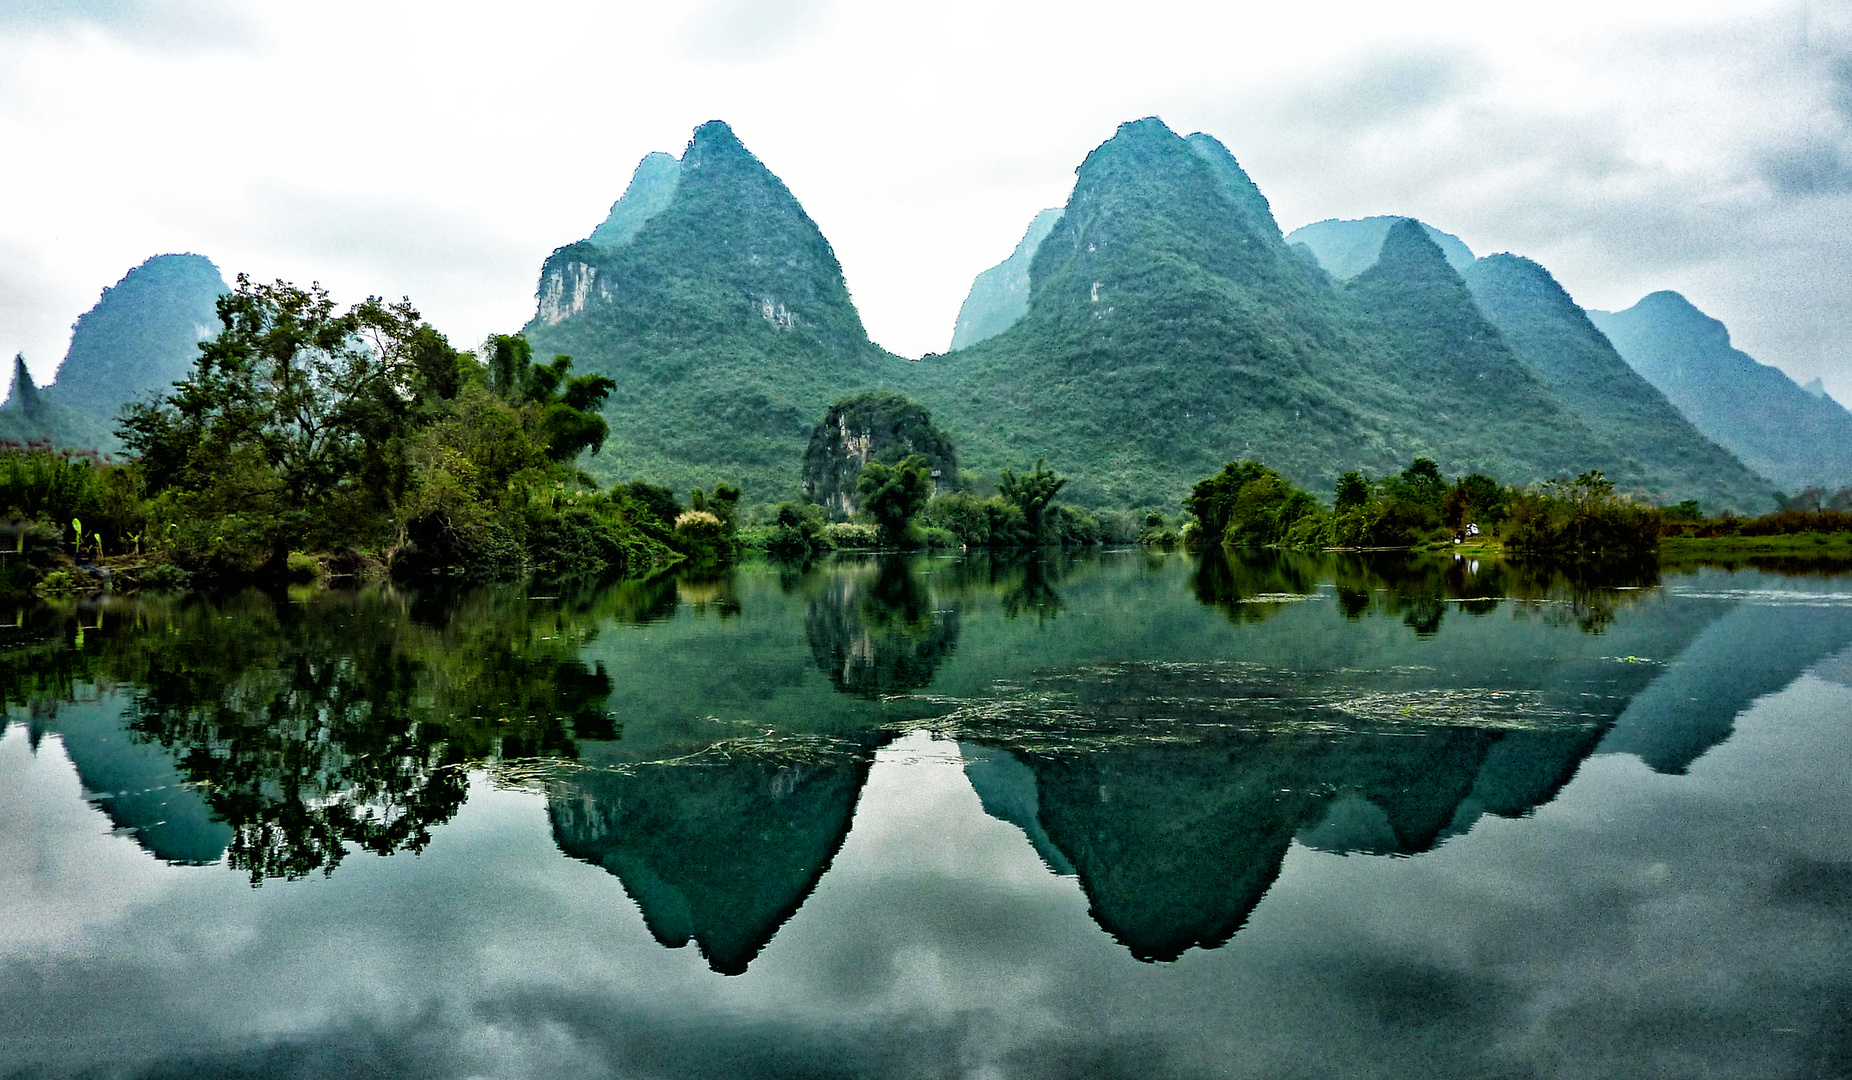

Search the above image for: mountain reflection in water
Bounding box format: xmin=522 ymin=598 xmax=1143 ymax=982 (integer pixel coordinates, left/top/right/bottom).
xmin=6 ymin=549 xmax=1851 ymax=977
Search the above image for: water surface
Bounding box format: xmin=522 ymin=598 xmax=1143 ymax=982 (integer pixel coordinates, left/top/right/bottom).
xmin=3 ymin=550 xmax=1850 ymax=1078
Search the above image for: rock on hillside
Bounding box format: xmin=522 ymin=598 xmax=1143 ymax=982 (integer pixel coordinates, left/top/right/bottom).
xmin=800 ymin=392 xmax=958 ymax=515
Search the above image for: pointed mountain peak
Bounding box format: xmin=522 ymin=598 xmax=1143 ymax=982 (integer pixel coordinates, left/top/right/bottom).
xmin=1184 ymin=132 xmax=1281 ymax=238
xmin=1465 ymin=253 xmax=1584 ymax=318
xmin=1804 ymin=376 xmax=1830 ymax=399
xmin=1358 ymin=218 xmax=1459 ymax=283
xmin=685 ymin=119 xmax=752 ymax=167
xmin=587 ymin=151 xmax=681 ymax=250
xmin=1285 ymin=217 xmax=1475 ymax=280
xmin=1621 ymin=290 xmax=1732 ymax=348
xmin=6 ymin=355 xmax=39 ymax=416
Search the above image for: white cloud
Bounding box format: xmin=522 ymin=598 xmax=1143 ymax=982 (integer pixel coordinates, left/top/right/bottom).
xmin=2 ymin=0 xmax=1850 ymax=397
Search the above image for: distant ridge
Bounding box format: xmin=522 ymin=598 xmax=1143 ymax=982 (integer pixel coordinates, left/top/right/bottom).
xmin=1589 ymin=292 xmax=1852 ymax=492
xmin=948 ymin=208 xmax=1061 ymax=351
xmin=1462 ymin=257 xmax=1771 ymax=511
xmin=1 ymin=253 xmax=225 ymax=453
xmin=1287 ymin=216 xmax=1476 ymax=280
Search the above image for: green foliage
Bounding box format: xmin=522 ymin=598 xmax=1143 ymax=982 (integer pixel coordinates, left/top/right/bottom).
xmin=856 ymin=454 xmax=934 ymax=546
xmin=998 ymin=458 xmax=1067 ymax=544
xmin=117 ymin=277 xmax=679 ymax=585
xmin=1503 ymin=472 xmax=1664 ymax=558
xmin=1184 ymin=461 xmax=1326 ymax=549
xmin=756 ymin=501 xmax=832 ymax=558
xmin=675 ymin=482 xmax=743 ymax=563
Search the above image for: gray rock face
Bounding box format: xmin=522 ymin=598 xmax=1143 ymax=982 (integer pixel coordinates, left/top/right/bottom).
xmin=800 ymin=392 xmax=957 ymax=515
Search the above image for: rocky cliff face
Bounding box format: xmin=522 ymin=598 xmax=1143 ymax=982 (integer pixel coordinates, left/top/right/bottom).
xmin=800 ymin=392 xmax=958 ymax=515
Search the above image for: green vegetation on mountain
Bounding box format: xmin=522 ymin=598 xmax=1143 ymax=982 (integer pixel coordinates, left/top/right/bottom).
xmin=1340 ymin=221 xmax=1610 ymax=483
xmin=523 ymin=121 xmax=902 ymax=499
xmin=1588 ymin=291 xmax=1852 ymax=493
xmin=1285 ymin=216 xmax=1476 ymax=280
xmin=948 ymin=208 xmax=1062 ymax=350
xmin=908 ymin=120 xmax=1741 ymax=511
xmin=1461 ymin=256 xmax=1771 ymax=512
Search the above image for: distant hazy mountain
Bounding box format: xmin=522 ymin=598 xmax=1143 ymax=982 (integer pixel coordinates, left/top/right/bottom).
xmin=1588 ymin=292 xmax=1852 ymax=493
xmin=522 ymin=120 xmax=902 ymax=496
xmin=948 ymin=208 xmax=1061 ymax=351
xmin=1803 ymin=376 xmax=1834 ymax=402
xmin=1 ymin=253 xmax=224 ymax=452
xmin=1286 ymin=216 xmax=1476 ymax=280
xmin=0 ymin=355 xmax=116 ymax=451
xmin=1462 ymin=258 xmax=1771 ymax=512
xmin=48 ymin=253 xmax=224 ymax=423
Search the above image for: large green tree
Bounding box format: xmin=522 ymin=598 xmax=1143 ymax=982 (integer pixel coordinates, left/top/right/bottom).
xmin=120 ymin=275 xmax=460 ymax=573
xmin=999 ymin=458 xmax=1067 ymax=544
xmin=856 ymin=455 xmax=933 ymax=545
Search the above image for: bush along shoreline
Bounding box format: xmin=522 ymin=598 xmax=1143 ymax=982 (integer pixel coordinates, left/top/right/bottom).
xmin=1181 ymin=458 xmax=1665 ymax=560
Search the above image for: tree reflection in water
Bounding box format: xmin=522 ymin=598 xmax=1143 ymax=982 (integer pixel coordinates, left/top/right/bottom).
xmin=805 ymin=555 xmax=959 ymax=697
xmin=4 ymin=579 xmax=674 ymax=882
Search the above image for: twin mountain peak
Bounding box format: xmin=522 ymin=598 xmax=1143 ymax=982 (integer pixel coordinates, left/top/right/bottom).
xmin=20 ymin=118 xmax=1850 ymax=509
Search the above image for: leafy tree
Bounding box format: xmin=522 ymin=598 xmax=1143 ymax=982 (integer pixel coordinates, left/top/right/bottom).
xmin=120 ymin=275 xmax=457 ymax=574
xmin=482 ymin=333 xmax=615 ymax=463
xmin=1335 ymin=471 xmax=1370 ymax=511
xmin=856 ymin=454 xmax=933 ymax=545
xmin=998 ymin=458 xmax=1067 ymax=543
xmin=1185 ymin=460 xmax=1324 ymax=548
xmin=1443 ymin=473 xmax=1507 ymax=529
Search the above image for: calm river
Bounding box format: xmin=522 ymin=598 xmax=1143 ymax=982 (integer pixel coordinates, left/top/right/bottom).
xmin=3 ymin=550 xmax=1850 ymax=1078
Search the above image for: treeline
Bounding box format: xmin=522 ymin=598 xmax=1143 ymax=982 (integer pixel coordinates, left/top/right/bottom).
xmin=743 ymin=457 xmax=1138 ymax=556
xmin=0 ymin=276 xmax=751 ymax=592
xmin=1185 ymin=458 xmax=1665 ymax=558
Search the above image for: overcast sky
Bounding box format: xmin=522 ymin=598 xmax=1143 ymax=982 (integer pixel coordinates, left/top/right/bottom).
xmin=3 ymin=0 xmax=1851 ymax=398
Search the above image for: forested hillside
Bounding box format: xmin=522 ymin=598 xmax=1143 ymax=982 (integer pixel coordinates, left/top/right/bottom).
xmin=521 ymin=121 xmax=905 ymax=497
xmin=1462 ymin=257 xmax=1770 ymax=511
